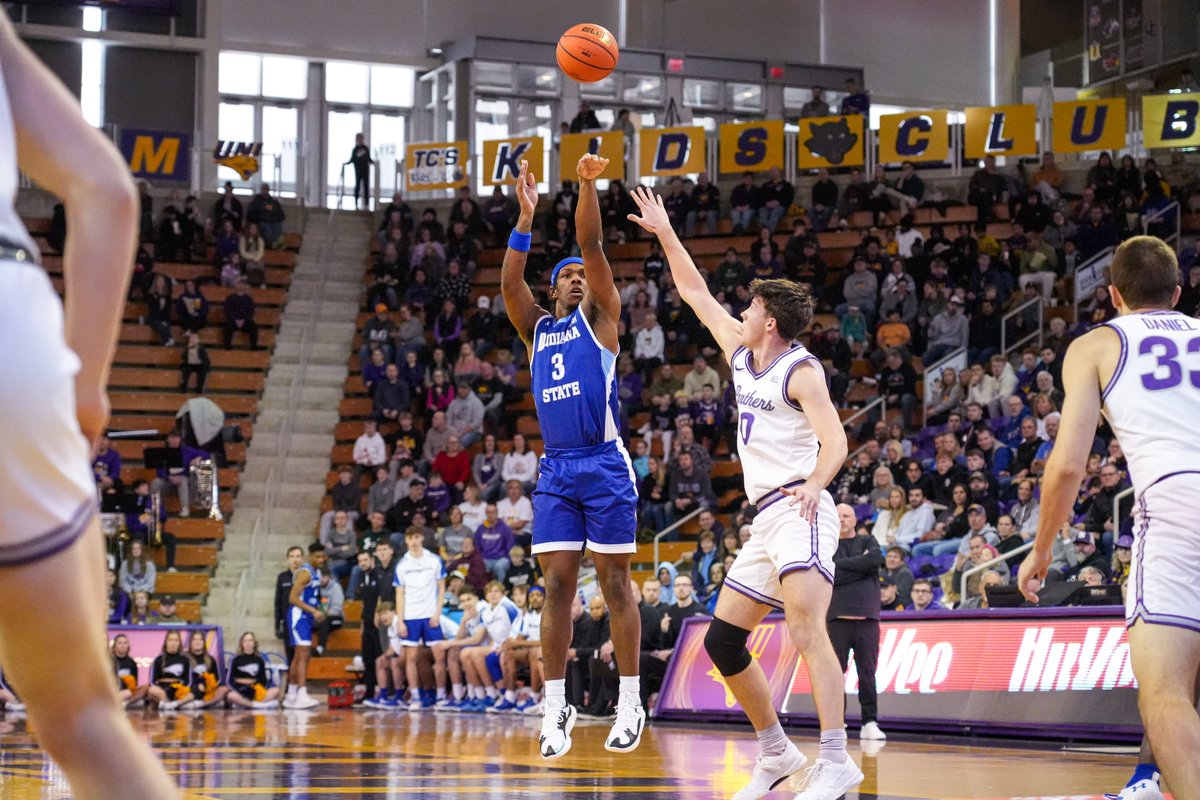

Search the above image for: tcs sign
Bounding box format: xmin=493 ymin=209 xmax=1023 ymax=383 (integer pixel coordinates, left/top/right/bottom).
xmin=404 ymin=140 xmax=468 ymax=190
xmin=718 ymin=120 xmax=783 ymax=173
xmin=639 ymin=126 xmax=706 ymax=177
xmin=119 ymin=129 xmax=189 ymax=181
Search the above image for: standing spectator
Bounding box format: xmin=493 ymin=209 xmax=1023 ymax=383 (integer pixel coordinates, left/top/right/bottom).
xmin=840 ymin=77 xmax=870 ymax=116
xmin=360 ymin=304 xmax=397 ymax=366
xmin=828 ymin=503 xmax=887 ymax=740
xmin=346 ymin=133 xmax=374 ymax=210
xmin=246 ymin=183 xmax=285 ymax=247
xmin=569 ymin=101 xmax=600 ymax=132
xmin=757 ymin=166 xmax=794 ymax=233
xmin=222 ymin=278 xmax=257 ymax=349
xmin=274 ymin=546 xmax=303 ymax=661
xmin=474 ymin=503 xmax=515 ymax=582
xmin=178 ymin=332 xmax=209 ymax=393
xmin=923 ymin=297 xmax=969 ymax=365
xmin=799 ymin=85 xmax=830 ymax=118
xmin=729 ymin=172 xmax=759 ymax=234
xmin=686 ymin=173 xmax=720 ymax=237
xmin=878 ymin=348 xmax=919 ymax=431
xmin=211 ymin=181 xmax=243 ymax=228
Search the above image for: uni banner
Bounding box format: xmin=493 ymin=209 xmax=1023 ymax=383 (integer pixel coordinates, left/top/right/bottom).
xmin=481 ymin=136 xmax=545 ymax=186
xmin=558 ymin=131 xmax=625 ymax=181
xmin=878 ymin=109 xmax=949 ymax=164
xmin=1051 ymin=98 xmax=1126 ymax=154
xmin=404 ymin=140 xmax=469 ymax=190
xmin=796 ymin=114 xmax=864 ymax=169
xmin=963 ymin=104 xmax=1039 ymax=159
xmin=718 ymin=119 xmax=784 ymax=174
xmin=639 ymin=125 xmax=706 ymax=177
xmin=1142 ymin=93 xmax=1200 ymax=149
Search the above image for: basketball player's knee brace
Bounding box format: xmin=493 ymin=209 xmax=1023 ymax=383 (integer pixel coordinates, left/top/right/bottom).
xmin=704 ymin=617 xmax=753 ymax=677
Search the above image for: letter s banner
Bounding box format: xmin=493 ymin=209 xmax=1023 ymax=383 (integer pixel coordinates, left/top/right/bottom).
xmin=1142 ymin=93 xmax=1200 ymax=149
xmin=639 ymin=126 xmax=706 ymax=177
xmin=654 ymin=611 xmax=1141 ymax=739
xmin=718 ymin=120 xmax=783 ymax=174
xmin=1051 ymin=98 xmax=1126 ymax=153
xmin=120 ymin=129 xmax=189 ymax=181
xmin=559 ymin=131 xmax=625 ymax=181
xmin=482 ymin=136 xmax=545 ymax=186
xmin=963 ymin=104 xmax=1039 ymax=159
xmin=404 ymin=140 xmax=469 ymax=190
xmin=878 ymin=110 xmax=949 ymax=164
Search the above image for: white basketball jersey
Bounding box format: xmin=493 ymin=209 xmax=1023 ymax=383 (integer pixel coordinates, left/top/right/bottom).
xmin=730 ymin=344 xmax=822 ymax=504
xmin=1101 ymin=310 xmax=1200 ymax=496
xmin=0 ymin=54 xmax=35 ymax=253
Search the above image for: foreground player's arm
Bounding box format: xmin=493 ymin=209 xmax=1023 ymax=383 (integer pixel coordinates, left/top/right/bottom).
xmin=1017 ymin=330 xmax=1110 ymax=602
xmin=0 ymin=14 xmax=138 ymax=445
xmin=781 ymin=362 xmax=849 ymax=523
xmin=575 ymin=154 xmax=622 ymax=326
xmin=500 ymin=160 xmax=547 ymax=348
xmin=627 ymin=186 xmax=742 ymax=356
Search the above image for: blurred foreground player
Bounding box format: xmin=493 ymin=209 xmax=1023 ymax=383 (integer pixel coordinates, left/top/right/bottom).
xmin=628 ymin=187 xmax=862 ymax=800
xmin=0 ymin=9 xmax=176 ymax=797
xmin=501 ymin=156 xmax=643 ymax=759
xmin=1020 ymin=237 xmax=1200 ymax=800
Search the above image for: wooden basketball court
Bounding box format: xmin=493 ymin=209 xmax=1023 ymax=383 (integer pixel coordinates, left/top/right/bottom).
xmin=0 ymin=710 xmax=1144 ymax=799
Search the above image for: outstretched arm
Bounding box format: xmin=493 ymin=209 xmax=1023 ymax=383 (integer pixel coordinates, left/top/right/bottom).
xmin=1017 ymin=330 xmax=1108 ymax=602
xmin=575 ymin=155 xmax=621 ymax=324
xmin=628 ymin=186 xmax=743 ymax=356
xmin=500 ymin=160 xmax=548 ymax=348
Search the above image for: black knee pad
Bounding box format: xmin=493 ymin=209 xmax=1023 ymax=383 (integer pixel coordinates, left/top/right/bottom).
xmin=704 ymin=617 xmax=753 ymax=677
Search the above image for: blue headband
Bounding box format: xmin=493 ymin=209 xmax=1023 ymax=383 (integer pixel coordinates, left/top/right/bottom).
xmin=551 ymin=256 xmax=584 ymax=287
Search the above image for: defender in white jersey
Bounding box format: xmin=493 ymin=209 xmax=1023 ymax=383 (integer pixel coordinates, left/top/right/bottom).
xmin=0 ymin=10 xmax=176 ymax=799
xmin=1018 ymin=237 xmax=1200 ymax=800
xmin=630 ymin=188 xmax=862 ymax=800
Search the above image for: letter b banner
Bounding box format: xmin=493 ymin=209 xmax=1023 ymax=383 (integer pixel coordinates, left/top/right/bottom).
xmin=640 ymin=126 xmax=706 ymax=177
xmin=1142 ymin=93 xmax=1200 ymax=149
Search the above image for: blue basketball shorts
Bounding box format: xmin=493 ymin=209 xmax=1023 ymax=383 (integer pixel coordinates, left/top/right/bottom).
xmin=289 ymin=607 xmax=313 ymax=647
xmin=400 ymin=617 xmax=445 ymax=647
xmin=531 ymin=440 xmax=639 ymax=556
xmin=485 ymin=651 xmax=504 ymax=683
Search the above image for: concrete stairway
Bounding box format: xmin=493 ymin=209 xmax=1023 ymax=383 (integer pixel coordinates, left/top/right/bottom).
xmin=206 ymin=209 xmax=371 ymax=640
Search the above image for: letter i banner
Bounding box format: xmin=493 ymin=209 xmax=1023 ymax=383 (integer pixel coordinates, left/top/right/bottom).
xmin=559 ymin=131 xmax=625 ymax=181
xmin=640 ymin=126 xmax=706 ymax=177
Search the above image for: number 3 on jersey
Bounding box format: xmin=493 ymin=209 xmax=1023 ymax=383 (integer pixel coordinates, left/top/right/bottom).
xmin=550 ymin=352 xmax=565 ymax=381
xmin=1139 ymin=335 xmax=1200 ymax=390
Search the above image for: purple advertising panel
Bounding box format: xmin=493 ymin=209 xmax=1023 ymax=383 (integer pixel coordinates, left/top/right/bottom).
xmin=655 ymin=609 xmax=1141 ymax=741
xmin=108 ymin=626 xmax=224 ymax=685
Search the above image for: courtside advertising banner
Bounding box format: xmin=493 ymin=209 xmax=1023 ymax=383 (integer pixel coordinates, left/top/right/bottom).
xmin=656 ymin=611 xmax=1141 ymax=739
xmin=404 ymin=140 xmax=469 ymax=190
xmin=108 ymin=626 xmax=225 ymax=685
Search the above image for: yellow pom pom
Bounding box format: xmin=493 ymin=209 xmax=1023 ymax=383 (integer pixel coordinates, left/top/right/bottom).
xmin=120 ymin=674 xmax=137 ymax=692
xmin=253 ymin=683 xmax=267 ymax=702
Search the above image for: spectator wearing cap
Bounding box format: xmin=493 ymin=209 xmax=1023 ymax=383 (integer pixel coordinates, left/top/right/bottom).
xmin=879 ymin=576 xmax=905 ymax=611
xmin=468 ymin=295 xmax=501 ymax=358
xmin=385 ymin=478 xmax=433 ymax=536
xmin=360 ymin=304 xmax=397 ymax=367
xmin=828 ymin=503 xmax=887 ymax=740
xmin=924 ymin=296 xmax=969 ymax=366
xmin=155 ymin=595 xmax=185 ymax=625
xmin=1111 ymin=533 xmax=1133 ymax=586
xmin=913 ymin=502 xmax=995 ymax=559
xmin=965 ymin=465 xmax=999 ymax=522
xmin=1064 ymin=531 xmax=1110 ymax=582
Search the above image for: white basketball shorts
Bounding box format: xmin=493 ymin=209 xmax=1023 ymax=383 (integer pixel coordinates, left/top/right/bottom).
xmin=723 ymin=484 xmax=839 ymax=610
xmin=0 ymin=262 xmax=96 ymax=567
xmin=1126 ymin=472 xmax=1200 ymax=634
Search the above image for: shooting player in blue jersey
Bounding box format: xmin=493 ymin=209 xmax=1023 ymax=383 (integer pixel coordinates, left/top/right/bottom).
xmin=501 ymin=155 xmax=644 ymax=759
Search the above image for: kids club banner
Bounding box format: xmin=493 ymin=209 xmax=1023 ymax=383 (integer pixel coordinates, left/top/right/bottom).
xmin=640 ymin=125 xmax=706 ymax=177
xmin=558 ymin=131 xmax=626 ymax=181
xmin=878 ymin=109 xmax=949 ymax=164
xmin=797 ymin=114 xmax=865 ymax=169
xmin=481 ymin=136 xmax=545 ymax=186
xmin=718 ymin=119 xmax=785 ymax=174
xmin=964 ymin=104 xmax=1039 ymax=159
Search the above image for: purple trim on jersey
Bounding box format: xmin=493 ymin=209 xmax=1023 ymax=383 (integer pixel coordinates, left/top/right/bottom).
xmin=729 ymin=345 xmax=748 ymax=369
xmin=754 ymin=479 xmax=808 ymax=511
xmin=1127 ymin=490 xmax=1200 ymax=631
xmin=781 ymin=355 xmax=819 ymax=411
xmin=745 ymin=344 xmax=804 ymax=379
xmin=1100 ymin=322 xmax=1129 ymax=405
xmin=0 ymin=497 xmax=94 ymax=568
xmin=1127 ymin=613 xmax=1200 ymax=633
xmin=724 ymin=576 xmax=784 ymax=609
xmin=1130 ymin=494 xmax=1149 ymax=623
xmin=779 ymin=560 xmax=834 ymax=584
xmin=1137 ymin=469 xmax=1200 ymax=499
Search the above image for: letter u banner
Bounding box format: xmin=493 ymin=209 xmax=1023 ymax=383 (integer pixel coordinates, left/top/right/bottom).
xmin=1142 ymin=93 xmax=1200 ymax=149
xmin=1051 ymin=98 xmax=1126 ymax=153
xmin=963 ymin=104 xmax=1038 ymax=159
xmin=718 ymin=120 xmax=784 ymax=174
xmin=559 ymin=131 xmax=625 ymax=181
xmin=482 ymin=136 xmax=545 ymax=186
xmin=878 ymin=110 xmax=949 ymax=164
xmin=639 ymin=126 xmax=706 ymax=177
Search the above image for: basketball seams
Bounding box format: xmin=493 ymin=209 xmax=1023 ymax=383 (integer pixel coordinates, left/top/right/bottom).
xmin=558 ymin=35 xmax=618 ymax=69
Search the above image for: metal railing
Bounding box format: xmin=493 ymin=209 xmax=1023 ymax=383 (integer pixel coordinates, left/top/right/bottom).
xmin=1114 ymin=486 xmax=1133 ymax=532
xmin=1073 ymin=246 xmax=1115 ymax=317
xmin=1000 ymin=295 xmax=1044 ymax=358
xmin=961 ymin=540 xmax=1035 ymax=602
xmin=921 ymin=347 xmax=966 ymax=424
xmin=841 ymin=396 xmax=888 ymax=463
xmin=1143 ymin=200 xmax=1181 ymax=249
xmin=652 ymin=508 xmax=704 ymax=575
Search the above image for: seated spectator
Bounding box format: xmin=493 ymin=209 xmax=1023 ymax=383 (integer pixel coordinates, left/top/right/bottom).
xmin=150 ymin=429 xmax=206 ymax=519
xmin=471 ymin=434 xmax=506 ymax=502
xmin=1064 ymin=530 xmax=1110 ymax=582
xmin=483 ymin=186 xmax=518 ymax=243
xmin=835 ymin=257 xmax=878 ymax=321
xmin=353 ymin=420 xmax=388 ymax=483
xmin=808 ymin=168 xmax=840 ymax=231
xmin=887 ymin=165 xmax=924 ymax=215
xmin=881 ymin=546 xmax=914 ymax=607
xmin=322 ymin=509 xmax=357 ymax=584
xmin=633 ymin=312 xmax=665 ymax=377
xmin=372 ymin=364 xmax=411 ymax=424
xmin=246 ymin=183 xmax=285 ymax=246
xmin=178 ymin=332 xmax=210 ymax=394
xmin=907 ymin=578 xmax=940 ymax=611
xmin=175 ymin=278 xmax=208 ymax=332
xmin=749 ymin=244 xmax=782 ymax=280
xmin=686 ymin=172 xmax=719 ymax=236
xmin=500 ymin=433 xmax=539 ymax=493
xmin=666 ymin=451 xmax=714 ymax=525
xmin=238 ymin=222 xmax=267 ymax=286
xmin=118 ymin=539 xmax=157 ymax=596
xmin=211 ymin=181 xmax=243 ymax=228
xmin=222 ymin=278 xmax=257 ymax=349
xmin=447 ymin=536 xmax=489 ymax=591
xmin=321 ymin=466 xmax=361 ymax=536
xmin=437 ymin=506 xmax=475 ymax=561
xmin=923 ymin=297 xmax=969 ymax=366
xmin=662 ymin=178 xmax=691 ymax=235
xmin=445 ymin=383 xmax=484 ymax=448
xmin=92 ymin=434 xmax=121 ymax=492
xmin=497 ymin=480 xmax=534 ymax=552
xmin=213 ymin=218 xmax=240 ymax=264
xmin=877 ymin=348 xmax=919 ymax=431
xmin=757 ymin=166 xmax=794 ymax=232
xmin=432 ymin=436 xmax=471 ymax=501
xmin=474 ymin=503 xmax=515 ymax=582
xmin=107 ymin=568 xmax=130 ymax=624
xmin=728 ymin=172 xmax=759 ymax=233
xmin=313 ymin=572 xmax=346 ymax=656
xmin=879 ymin=575 xmax=906 ymax=611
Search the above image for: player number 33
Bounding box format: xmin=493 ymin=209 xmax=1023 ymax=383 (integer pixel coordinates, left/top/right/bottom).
xmin=1139 ymin=335 xmax=1200 ymax=391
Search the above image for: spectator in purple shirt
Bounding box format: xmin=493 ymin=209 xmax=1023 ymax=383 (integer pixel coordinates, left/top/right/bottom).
xmin=474 ymin=503 xmax=515 ymax=582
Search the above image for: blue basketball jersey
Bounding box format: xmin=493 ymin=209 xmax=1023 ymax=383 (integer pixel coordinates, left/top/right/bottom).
xmin=297 ymin=564 xmax=321 ymax=611
xmin=531 ymin=307 xmax=619 ymax=451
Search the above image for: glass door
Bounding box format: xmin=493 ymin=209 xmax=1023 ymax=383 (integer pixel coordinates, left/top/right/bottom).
xmin=327 ymin=109 xmax=364 ymax=209
xmin=217 ymin=101 xmax=256 ymax=191
xmin=262 ymin=105 xmax=300 ymax=197
xmin=370 ymin=113 xmax=405 ymax=204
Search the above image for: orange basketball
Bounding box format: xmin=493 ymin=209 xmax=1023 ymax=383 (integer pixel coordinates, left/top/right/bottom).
xmin=557 ymin=23 xmax=619 ymax=83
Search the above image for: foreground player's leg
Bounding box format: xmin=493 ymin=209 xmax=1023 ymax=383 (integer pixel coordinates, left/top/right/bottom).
xmin=595 ymin=553 xmax=645 ymax=753
xmin=537 ymin=550 xmax=581 ymax=759
xmin=0 ymin=523 xmax=176 ymax=800
xmin=707 ymin=589 xmax=806 ymax=800
xmin=780 ymin=569 xmax=863 ymax=800
xmin=1127 ymin=621 xmax=1200 ymax=800
xmin=1106 ymin=668 xmax=1200 ymax=800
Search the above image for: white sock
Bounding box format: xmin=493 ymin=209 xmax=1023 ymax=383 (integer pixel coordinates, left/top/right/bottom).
xmin=545 ymin=678 xmax=566 ymax=709
xmin=504 ymin=689 xmax=516 ymax=703
xmin=286 ymin=685 xmax=298 ymax=700
xmin=485 ymin=686 xmax=498 ymax=699
xmin=473 ymin=686 xmax=486 ymax=700
xmin=452 ymin=684 xmax=466 ymax=701
xmin=436 ymin=687 xmax=447 ymax=700
xmin=618 ymin=675 xmax=640 ymax=704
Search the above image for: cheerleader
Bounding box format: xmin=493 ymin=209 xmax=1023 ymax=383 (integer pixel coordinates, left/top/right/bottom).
xmin=225 ymin=632 xmax=280 ymax=710
xmin=186 ymin=630 xmax=228 ymax=709
xmin=146 ymin=630 xmax=197 ymax=710
xmin=112 ymin=634 xmax=148 ymax=708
